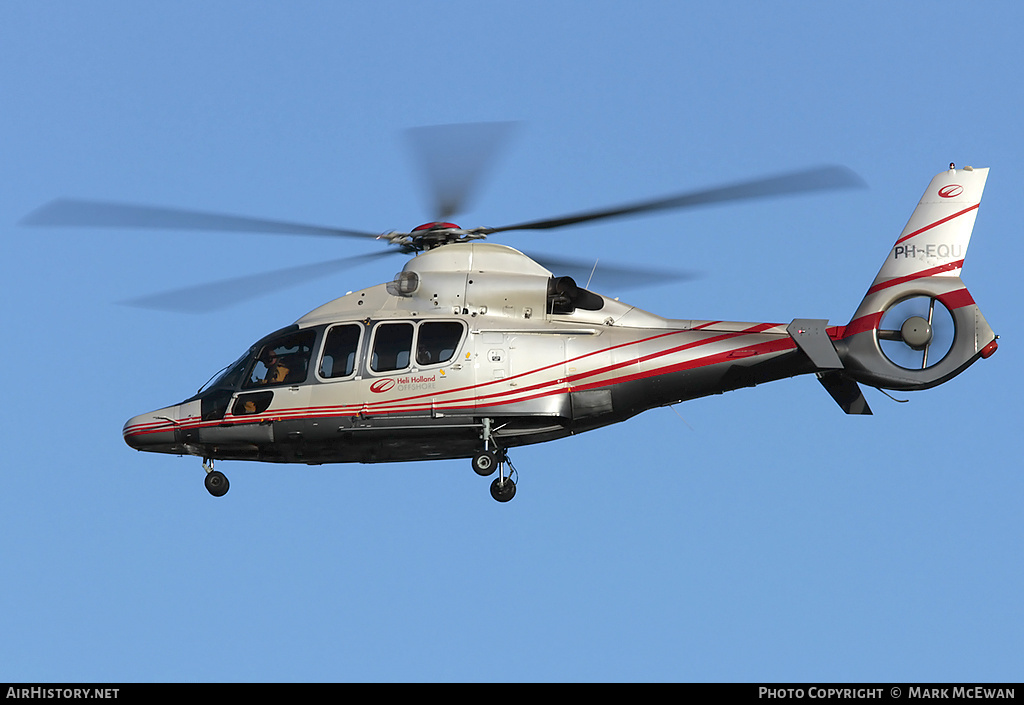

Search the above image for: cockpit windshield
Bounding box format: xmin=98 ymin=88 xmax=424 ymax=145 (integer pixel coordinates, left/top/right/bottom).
xmin=198 ymin=350 xmax=251 ymax=394
xmin=196 ymin=324 xmax=304 ymax=396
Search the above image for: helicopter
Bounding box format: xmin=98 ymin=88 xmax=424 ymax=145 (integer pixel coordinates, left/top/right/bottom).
xmin=23 ymin=124 xmax=998 ymax=502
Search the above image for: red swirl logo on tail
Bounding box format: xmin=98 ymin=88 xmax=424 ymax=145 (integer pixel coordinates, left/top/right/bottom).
xmin=370 ymin=378 xmax=396 ymax=393
xmin=938 ymin=184 xmax=964 ymax=198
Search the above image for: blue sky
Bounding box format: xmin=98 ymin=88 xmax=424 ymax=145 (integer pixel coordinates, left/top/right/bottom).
xmin=2 ymin=1 xmax=1022 ymax=683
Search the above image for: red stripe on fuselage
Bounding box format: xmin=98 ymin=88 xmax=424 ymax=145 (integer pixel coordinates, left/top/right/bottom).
xmin=124 ymin=323 xmax=795 ymax=437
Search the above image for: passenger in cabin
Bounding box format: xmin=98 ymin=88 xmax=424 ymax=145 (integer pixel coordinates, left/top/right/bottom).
xmin=416 ymin=341 xmax=433 ymax=366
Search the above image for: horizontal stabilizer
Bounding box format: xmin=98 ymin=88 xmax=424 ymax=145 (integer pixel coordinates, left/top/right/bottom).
xmin=788 ymin=319 xmax=843 ymax=370
xmin=816 ymin=371 xmax=872 ymax=415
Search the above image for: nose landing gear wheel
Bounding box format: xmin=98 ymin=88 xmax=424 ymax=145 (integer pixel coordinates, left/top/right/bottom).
xmin=490 ymin=476 xmax=516 ymax=502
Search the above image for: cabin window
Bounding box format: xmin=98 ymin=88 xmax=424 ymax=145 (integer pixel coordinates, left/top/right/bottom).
xmin=368 ymin=320 xmax=466 ymax=374
xmin=370 ymin=322 xmax=414 ymax=373
xmin=320 ymin=323 xmax=362 ymax=379
xmin=243 ymin=329 xmax=316 ymax=388
xmin=416 ymin=321 xmax=464 ymax=366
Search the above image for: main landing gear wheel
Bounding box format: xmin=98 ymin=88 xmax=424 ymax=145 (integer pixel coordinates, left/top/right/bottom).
xmin=472 ymin=449 xmax=500 ymax=476
xmin=476 ymin=417 xmax=517 ymax=502
xmin=203 ymin=461 xmax=230 ymax=497
xmin=205 ymin=471 xmax=229 ymax=497
xmin=490 ymin=476 xmax=516 ymax=503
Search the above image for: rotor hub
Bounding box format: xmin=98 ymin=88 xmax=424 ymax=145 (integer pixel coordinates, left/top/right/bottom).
xmin=900 ymin=315 xmax=933 ymax=350
xmin=382 ymin=221 xmax=487 ymax=251
xmin=412 ymin=221 xmax=461 ymax=232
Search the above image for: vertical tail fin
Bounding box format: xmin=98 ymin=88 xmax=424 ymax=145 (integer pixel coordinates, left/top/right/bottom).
xmin=866 ymin=164 xmax=986 ymax=288
xmin=839 ymin=166 xmax=997 ymax=390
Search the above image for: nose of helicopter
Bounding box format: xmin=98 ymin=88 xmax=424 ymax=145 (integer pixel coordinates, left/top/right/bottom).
xmin=123 ymin=405 xmax=180 ymax=453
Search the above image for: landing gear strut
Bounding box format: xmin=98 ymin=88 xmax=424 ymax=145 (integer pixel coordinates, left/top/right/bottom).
xmin=475 ymin=418 xmax=517 ymax=502
xmin=203 ymin=459 xmax=229 ymax=497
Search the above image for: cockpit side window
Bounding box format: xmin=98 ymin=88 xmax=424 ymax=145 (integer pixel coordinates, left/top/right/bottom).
xmin=243 ymin=329 xmax=316 ymax=388
xmin=320 ymin=323 xmax=361 ymax=379
xmin=416 ymin=321 xmax=464 ymax=366
xmin=370 ymin=322 xmax=414 ymax=373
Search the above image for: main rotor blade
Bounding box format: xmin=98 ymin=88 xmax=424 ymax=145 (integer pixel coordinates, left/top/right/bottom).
xmin=480 ymin=165 xmax=865 ymax=234
xmin=21 ymin=198 xmax=382 ymax=240
xmin=528 ymin=253 xmax=701 ymax=290
xmin=405 ymin=121 xmax=520 ymax=221
xmin=121 ymin=250 xmax=397 ymax=313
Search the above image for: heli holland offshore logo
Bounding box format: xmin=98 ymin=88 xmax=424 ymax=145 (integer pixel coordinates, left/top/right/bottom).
xmin=370 ymin=374 xmax=438 ymax=393
xmin=938 ymin=184 xmax=964 ymax=198
xmin=369 ymin=379 xmax=396 ymax=393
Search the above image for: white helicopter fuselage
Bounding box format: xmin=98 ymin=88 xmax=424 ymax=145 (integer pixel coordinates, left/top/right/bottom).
xmin=123 ymin=242 xmax=811 ymax=464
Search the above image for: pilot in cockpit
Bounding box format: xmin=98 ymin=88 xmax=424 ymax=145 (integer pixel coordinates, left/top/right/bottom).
xmin=257 ymin=348 xmax=290 ymax=385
